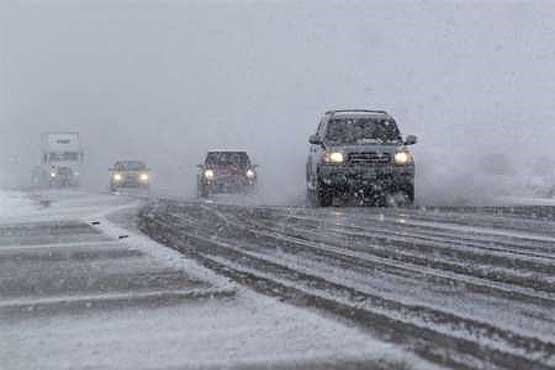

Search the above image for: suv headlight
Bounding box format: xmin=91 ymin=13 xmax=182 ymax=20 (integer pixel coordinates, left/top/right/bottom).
xmin=204 ymin=169 xmax=214 ymax=180
xmin=246 ymin=169 xmax=255 ymax=178
xmin=113 ymin=173 xmax=123 ymax=181
xmin=394 ymin=151 xmax=414 ymax=166
xmin=322 ymin=151 xmax=344 ymax=164
xmin=140 ymin=173 xmax=149 ymax=182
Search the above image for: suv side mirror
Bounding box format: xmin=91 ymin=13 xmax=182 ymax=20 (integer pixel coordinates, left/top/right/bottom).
xmin=404 ymin=135 xmax=418 ymax=145
xmin=309 ymin=135 xmax=322 ymax=145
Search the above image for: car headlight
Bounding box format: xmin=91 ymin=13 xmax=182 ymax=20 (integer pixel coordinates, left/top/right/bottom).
xmin=394 ymin=151 xmax=413 ymax=166
xmin=323 ymin=151 xmax=344 ymax=164
xmin=204 ymin=169 xmax=214 ymax=180
xmin=113 ymin=173 xmax=123 ymax=181
xmin=140 ymin=173 xmax=149 ymax=182
xmin=50 ymin=172 xmax=56 ymax=178
xmin=246 ymin=169 xmax=255 ymax=178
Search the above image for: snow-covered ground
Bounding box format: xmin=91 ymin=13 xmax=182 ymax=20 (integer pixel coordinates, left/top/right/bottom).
xmin=0 ymin=190 xmax=436 ymax=370
xmin=3 ymin=292 xmax=418 ymax=370
xmin=0 ymin=191 xmax=37 ymax=218
xmin=140 ymin=196 xmax=555 ymax=369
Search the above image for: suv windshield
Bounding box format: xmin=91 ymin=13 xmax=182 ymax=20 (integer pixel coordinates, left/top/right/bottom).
xmin=325 ymin=117 xmax=401 ymax=144
xmin=206 ymin=152 xmax=250 ymax=168
xmin=116 ymin=161 xmax=146 ymax=171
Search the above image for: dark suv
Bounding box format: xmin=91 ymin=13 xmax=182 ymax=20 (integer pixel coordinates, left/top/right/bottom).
xmin=197 ymin=150 xmax=257 ymax=198
xmin=306 ymin=110 xmax=417 ymax=207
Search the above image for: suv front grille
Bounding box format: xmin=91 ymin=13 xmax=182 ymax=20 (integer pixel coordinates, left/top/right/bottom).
xmin=57 ymin=167 xmax=73 ymax=175
xmin=348 ymin=152 xmax=391 ymax=165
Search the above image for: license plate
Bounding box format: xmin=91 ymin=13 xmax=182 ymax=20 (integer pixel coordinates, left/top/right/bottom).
xmin=362 ymin=171 xmax=376 ymax=180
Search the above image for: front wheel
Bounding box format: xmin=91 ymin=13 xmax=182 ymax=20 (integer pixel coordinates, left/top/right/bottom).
xmin=405 ymin=184 xmax=415 ymax=203
xmin=308 ymin=180 xmax=332 ymax=207
xmin=385 ymin=184 xmax=415 ymax=208
xmin=398 ymin=183 xmax=415 ymax=205
xmin=197 ymin=184 xmax=209 ymax=199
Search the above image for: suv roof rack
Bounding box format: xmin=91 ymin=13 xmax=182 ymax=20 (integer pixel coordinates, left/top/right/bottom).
xmin=325 ymin=109 xmax=389 ymax=115
xmin=208 ymin=149 xmax=248 ymax=152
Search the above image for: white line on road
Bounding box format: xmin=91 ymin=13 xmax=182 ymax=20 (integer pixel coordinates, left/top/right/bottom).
xmin=0 ymin=240 xmax=121 ymax=253
xmin=0 ymin=288 xmax=234 ymax=309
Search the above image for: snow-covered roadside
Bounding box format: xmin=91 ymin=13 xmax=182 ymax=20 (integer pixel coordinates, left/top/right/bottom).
xmin=90 ymin=200 xmax=440 ymax=370
xmin=0 ymin=189 xmax=440 ymax=370
xmin=496 ymin=196 xmax=555 ymax=206
xmin=0 ymin=191 xmax=37 ymax=218
xmin=90 ymin=205 xmax=235 ymax=294
xmin=0 ymin=189 xmax=138 ymax=223
xmin=2 ymin=290 xmax=429 ymax=370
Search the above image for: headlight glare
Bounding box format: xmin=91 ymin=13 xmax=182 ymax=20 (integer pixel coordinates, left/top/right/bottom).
xmin=246 ymin=169 xmax=255 ymax=178
xmin=140 ymin=173 xmax=149 ymax=181
xmin=323 ymin=151 xmax=344 ymax=164
xmin=204 ymin=169 xmax=214 ymax=180
xmin=394 ymin=151 xmax=412 ymax=165
xmin=113 ymin=173 xmax=123 ymax=181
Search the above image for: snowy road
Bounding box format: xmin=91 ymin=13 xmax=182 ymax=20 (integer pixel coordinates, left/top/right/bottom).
xmin=0 ymin=190 xmax=434 ymax=370
xmin=140 ymin=199 xmax=555 ymax=370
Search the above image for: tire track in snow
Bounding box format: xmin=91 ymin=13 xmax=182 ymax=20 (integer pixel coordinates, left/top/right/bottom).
xmin=139 ymin=200 xmax=555 ymax=370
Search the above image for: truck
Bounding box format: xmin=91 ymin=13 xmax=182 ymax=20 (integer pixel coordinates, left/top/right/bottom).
xmin=32 ymin=132 xmax=84 ymax=188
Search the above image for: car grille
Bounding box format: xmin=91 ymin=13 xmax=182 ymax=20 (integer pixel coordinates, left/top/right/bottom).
xmin=348 ymin=152 xmax=391 ymax=165
xmin=57 ymin=167 xmax=73 ymax=176
xmin=125 ymin=173 xmax=140 ymax=181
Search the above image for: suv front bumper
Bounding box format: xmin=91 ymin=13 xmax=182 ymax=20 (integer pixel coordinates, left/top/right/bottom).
xmin=318 ymin=165 xmax=414 ymax=191
xmin=202 ymin=177 xmax=256 ymax=193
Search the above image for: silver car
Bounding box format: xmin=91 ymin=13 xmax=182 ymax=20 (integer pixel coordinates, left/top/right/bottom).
xmin=109 ymin=160 xmax=152 ymax=192
xmin=306 ymin=110 xmax=417 ymax=207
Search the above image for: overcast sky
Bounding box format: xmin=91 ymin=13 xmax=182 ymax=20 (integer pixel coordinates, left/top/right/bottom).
xmin=2 ymin=0 xmax=555 ymax=202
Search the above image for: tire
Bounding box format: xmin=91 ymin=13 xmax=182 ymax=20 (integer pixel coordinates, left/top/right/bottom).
xmin=307 ymin=179 xmax=318 ymax=207
xmin=385 ymin=184 xmax=414 ymax=208
xmin=318 ymin=189 xmax=333 ymax=207
xmin=307 ymin=173 xmax=333 ymax=207
xmin=404 ymin=183 xmax=415 ymax=204
xmin=197 ymin=184 xmax=209 ymax=199
xmin=307 ymin=188 xmax=317 ymax=207
xmin=316 ymin=181 xmax=333 ymax=207
xmin=245 ymin=184 xmax=257 ymax=196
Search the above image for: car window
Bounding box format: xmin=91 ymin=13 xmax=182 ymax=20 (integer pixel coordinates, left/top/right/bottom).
xmin=325 ymin=118 xmax=401 ymax=144
xmin=115 ymin=161 xmax=146 ymax=171
xmin=206 ymin=152 xmax=251 ymax=168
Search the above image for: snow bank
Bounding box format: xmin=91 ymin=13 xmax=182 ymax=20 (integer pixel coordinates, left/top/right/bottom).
xmin=0 ymin=191 xmax=37 ymax=218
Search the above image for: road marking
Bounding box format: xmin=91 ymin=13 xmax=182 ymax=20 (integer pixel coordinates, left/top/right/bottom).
xmin=0 ymin=288 xmax=236 ymax=309
xmin=0 ymin=240 xmax=121 ymax=253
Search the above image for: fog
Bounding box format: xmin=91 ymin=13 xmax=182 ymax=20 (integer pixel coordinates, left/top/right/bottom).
xmin=2 ymin=0 xmax=555 ymax=205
